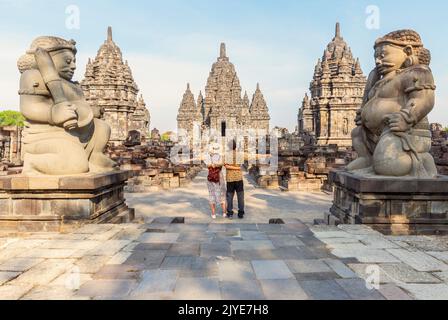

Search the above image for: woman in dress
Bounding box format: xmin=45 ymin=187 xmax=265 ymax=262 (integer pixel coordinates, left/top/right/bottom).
xmin=205 ymin=143 xmax=227 ymax=219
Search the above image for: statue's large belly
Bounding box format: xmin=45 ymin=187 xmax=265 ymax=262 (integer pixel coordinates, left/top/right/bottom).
xmin=361 ymin=98 xmax=402 ymax=134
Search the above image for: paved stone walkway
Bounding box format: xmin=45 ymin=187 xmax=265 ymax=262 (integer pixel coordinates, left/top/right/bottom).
xmin=0 ymin=171 xmax=448 ymax=300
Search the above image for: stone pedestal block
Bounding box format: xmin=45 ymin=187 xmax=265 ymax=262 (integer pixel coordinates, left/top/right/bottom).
xmin=0 ymin=171 xmax=135 ymax=232
xmin=327 ymin=170 xmax=448 ymax=235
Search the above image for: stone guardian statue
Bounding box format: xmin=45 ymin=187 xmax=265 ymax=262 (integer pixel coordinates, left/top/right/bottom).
xmin=18 ymin=36 xmax=117 ymax=175
xmin=347 ymin=30 xmax=437 ymax=177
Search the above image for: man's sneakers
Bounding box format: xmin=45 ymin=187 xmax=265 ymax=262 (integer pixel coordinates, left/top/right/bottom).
xmin=238 ymin=212 xmax=245 ymax=219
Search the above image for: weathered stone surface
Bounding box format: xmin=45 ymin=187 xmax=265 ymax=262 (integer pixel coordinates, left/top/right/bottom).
xmin=230 ymin=240 xmax=275 ymax=251
xmin=0 ymin=258 xmax=44 ymax=272
xmin=93 ymin=264 xmax=142 ymax=280
xmin=10 ymin=259 xmax=75 ymax=286
xmin=285 ymin=259 xmax=332 ymax=274
xmin=399 ymin=283 xmax=448 ymax=300
xmin=335 ymin=279 xmax=385 ymax=300
xmin=0 ymin=284 xmax=33 ymax=300
xmin=379 ymin=264 xmax=441 ymax=284
xmin=217 ymin=260 xmax=256 ymax=282
xmin=0 ymin=271 xmax=20 ymax=285
xmin=173 ymin=277 xmax=221 ymax=300
xmin=220 ymin=280 xmax=265 ymax=300
xmin=387 ymin=249 xmax=448 ymax=272
xmin=259 ymin=279 xmax=308 ymax=300
xmin=252 ymin=260 xmax=295 ymax=280
xmin=138 ymin=233 xmax=180 ymax=244
xmin=299 ymin=280 xmax=351 ymax=300
xmin=131 ymin=270 xmax=178 ymax=297
xmin=76 ymin=279 xmax=137 ymax=298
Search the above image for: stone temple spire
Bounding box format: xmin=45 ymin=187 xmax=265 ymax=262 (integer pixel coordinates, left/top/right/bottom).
xmin=334 ymin=22 xmax=342 ymax=40
xmin=220 ymin=43 xmax=226 ymax=58
xmin=107 ymin=26 xmax=113 ymax=42
xmin=81 ymin=26 xmax=150 ymax=144
xmin=218 ymin=42 xmax=229 ymax=62
xmin=250 ymin=83 xmax=270 ymax=122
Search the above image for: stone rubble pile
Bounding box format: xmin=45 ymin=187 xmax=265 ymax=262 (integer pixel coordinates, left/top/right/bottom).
xmin=430 ymin=123 xmax=448 ymax=175
xmin=107 ymin=134 xmax=201 ymax=192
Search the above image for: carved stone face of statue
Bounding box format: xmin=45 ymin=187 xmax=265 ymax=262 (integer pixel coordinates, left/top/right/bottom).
xmin=374 ymin=43 xmax=409 ymax=76
xmin=51 ymin=49 xmax=76 ymax=81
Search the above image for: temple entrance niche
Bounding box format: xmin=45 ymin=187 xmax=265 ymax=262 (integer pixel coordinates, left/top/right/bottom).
xmin=221 ymin=121 xmax=226 ymax=137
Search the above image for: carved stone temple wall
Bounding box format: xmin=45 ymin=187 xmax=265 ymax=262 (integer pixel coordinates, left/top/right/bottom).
xmin=82 ymin=27 xmax=150 ymax=145
xmin=298 ymin=23 xmax=367 ymax=148
xmin=177 ymin=43 xmax=270 ymax=142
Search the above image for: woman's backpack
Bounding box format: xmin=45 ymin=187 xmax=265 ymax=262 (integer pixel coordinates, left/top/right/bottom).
xmin=208 ymin=167 xmax=221 ymax=183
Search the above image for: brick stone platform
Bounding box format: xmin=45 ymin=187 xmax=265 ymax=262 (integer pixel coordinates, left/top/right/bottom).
xmin=0 ymin=171 xmax=135 ymax=233
xmin=326 ymin=170 xmax=448 ymax=235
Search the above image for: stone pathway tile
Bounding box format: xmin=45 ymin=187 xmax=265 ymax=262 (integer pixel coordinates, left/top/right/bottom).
xmin=285 ymin=259 xmax=332 ymax=274
xmin=268 ymin=235 xmax=305 ymax=248
xmin=107 ymin=252 xmax=133 ymax=265
xmin=76 ymin=279 xmax=137 ymax=298
xmin=50 ymin=271 xmax=93 ymax=290
xmin=230 ymin=240 xmax=275 ymax=251
xmin=0 ymin=257 xmax=44 ymax=272
xmin=398 ymin=283 xmax=448 ymax=300
xmin=18 ymin=248 xmax=77 ymax=259
xmin=433 ymin=271 xmax=448 ymax=283
xmin=200 ymin=243 xmax=231 ymax=258
xmin=173 ymin=277 xmax=221 ymax=300
xmin=180 ymin=258 xmax=219 ymax=278
xmin=131 ymin=270 xmax=178 ymax=297
xmin=21 ymin=286 xmax=77 ymax=300
xmin=358 ymin=236 xmax=400 ymax=249
xmin=259 ymin=279 xmax=308 ymax=300
xmin=294 ymin=272 xmax=341 ymax=281
xmin=0 ymin=284 xmax=34 ymax=300
xmin=322 ymin=259 xmax=357 ymax=278
xmin=0 ymin=271 xmax=20 ymax=285
xmin=426 ymin=251 xmax=448 ymax=264
xmin=125 ymin=250 xmax=166 ymax=269
xmin=217 ymin=260 xmax=256 ymax=282
xmin=138 ymin=233 xmax=180 ymax=244
xmin=167 ymin=243 xmax=200 ymax=257
xmin=160 ymin=256 xmax=197 ymax=270
xmin=220 ymin=280 xmax=265 ymax=300
xmin=348 ymin=264 xmax=394 ymax=284
xmin=233 ymin=249 xmax=278 ymax=261
xmin=73 ymin=224 xmax=115 ymax=234
xmin=332 ymin=248 xmax=400 ymax=263
xmin=252 ymin=260 xmax=295 ymax=280
xmin=387 ymin=249 xmax=448 ymax=272
xmin=240 ymin=231 xmax=269 ymax=241
xmin=75 ymin=256 xmax=111 ymax=274
xmin=38 ymin=240 xmax=100 ymax=251
xmin=335 ymin=279 xmax=385 ymax=300
xmin=93 ymin=264 xmax=142 ymax=280
xmin=379 ymin=263 xmax=441 ymax=284
xmin=85 ymin=240 xmax=131 ymax=256
xmin=378 ymin=284 xmax=414 ymax=300
xmin=9 ymin=259 xmax=75 ymax=286
xmin=299 ymin=280 xmax=351 ymax=300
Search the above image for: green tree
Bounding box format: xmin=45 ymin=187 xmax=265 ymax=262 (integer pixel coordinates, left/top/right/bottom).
xmin=0 ymin=110 xmax=25 ymax=127
xmin=161 ymin=131 xmax=173 ymax=142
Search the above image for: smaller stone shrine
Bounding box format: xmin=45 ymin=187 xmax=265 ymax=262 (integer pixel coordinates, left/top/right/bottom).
xmin=0 ymin=35 xmax=134 ymax=232
xmin=324 ymin=29 xmax=448 ymax=235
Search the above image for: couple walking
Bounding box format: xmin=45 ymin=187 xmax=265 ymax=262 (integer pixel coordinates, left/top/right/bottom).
xmin=205 ymin=140 xmax=245 ymax=220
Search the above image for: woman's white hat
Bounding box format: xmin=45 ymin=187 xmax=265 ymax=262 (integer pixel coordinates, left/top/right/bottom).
xmin=209 ymin=143 xmax=221 ymax=154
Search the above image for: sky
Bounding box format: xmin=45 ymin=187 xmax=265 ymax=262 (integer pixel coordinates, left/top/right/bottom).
xmin=1 ymin=0 xmax=447 ymax=132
